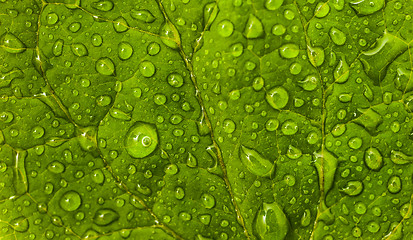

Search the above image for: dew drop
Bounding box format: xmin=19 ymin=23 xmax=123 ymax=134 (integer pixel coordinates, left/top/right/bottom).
xmin=281 ymin=120 xmax=298 ymax=135
xmin=265 ymin=0 xmax=284 ymax=10
xmin=71 ymin=43 xmax=88 ymax=57
xmin=314 ymin=2 xmax=330 ymax=18
xmin=130 ymin=9 xmax=155 ymax=23
xmin=243 ymin=14 xmax=264 ymax=39
xmin=117 ymin=42 xmax=133 ymax=60
xmin=201 ymin=193 xmax=216 ymax=209
xmin=299 ymin=74 xmax=319 ymax=91
xmin=52 ymin=39 xmax=64 ymax=57
xmin=113 ymin=16 xmax=129 ymax=33
xmin=279 ymin=44 xmax=299 ymax=59
xmin=341 ymin=180 xmax=363 ymax=196
xmin=46 ymin=12 xmax=59 ymax=25
xmin=160 ymin=23 xmax=180 ymax=49
xmin=348 ymin=137 xmax=362 ymax=149
xmin=167 ymin=73 xmax=184 ymax=87
xmin=1 ymin=33 xmax=26 ymax=53
xmin=93 ymin=209 xmax=119 ymax=226
xmin=217 ymin=20 xmax=234 ymax=38
xmin=266 ymin=86 xmax=289 ymax=110
xmin=47 ymin=161 xmax=65 ymax=174
xmin=11 ymin=216 xmax=29 ymax=232
xmin=91 ymin=33 xmax=103 ymax=47
xmin=60 ymin=191 xmax=82 ymax=212
xmin=334 ymin=57 xmax=349 ymax=83
xmin=32 ymin=126 xmax=45 ymax=139
xmin=91 ymin=0 xmax=114 ymax=11
xmin=95 ymin=57 xmax=115 ymax=76
xmin=139 ymin=61 xmax=156 ymax=77
xmin=125 ymin=122 xmax=158 ymax=158
xmin=387 ymin=175 xmax=401 ymax=194
xmin=254 ymin=201 xmax=289 ymax=240
xmin=329 ymin=27 xmax=346 ymax=46
xmin=364 ymin=147 xmax=383 ymax=171
xmin=240 ymin=145 xmax=274 ymax=177
xmin=91 ymin=169 xmax=105 ymax=184
xmin=223 ymin=119 xmax=236 ymax=133
xmin=147 ymin=42 xmax=161 ymax=55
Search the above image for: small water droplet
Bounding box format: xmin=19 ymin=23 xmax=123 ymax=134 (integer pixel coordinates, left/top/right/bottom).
xmin=240 ymin=145 xmax=275 ymax=177
xmin=341 ymin=180 xmax=363 ymax=196
xmin=266 ymin=86 xmax=289 ymax=110
xmin=91 ymin=0 xmax=114 ymax=11
xmin=279 ymin=44 xmax=299 ymax=59
xmin=265 ymin=0 xmax=284 ymax=10
xmin=139 ymin=61 xmax=156 ymax=77
xmin=113 ymin=16 xmax=129 ymax=33
xmin=223 ymin=119 xmax=236 ymax=133
xmin=71 ymin=43 xmax=88 ymax=57
xmin=334 ymin=57 xmax=349 ymax=83
xmin=314 ymin=2 xmax=330 ymax=18
xmin=32 ymin=126 xmax=45 ymax=139
xmin=91 ymin=169 xmax=105 ymax=184
xmin=47 ymin=161 xmax=65 ymax=173
xmin=217 ymin=20 xmax=234 ymax=37
xmin=329 ymin=27 xmax=346 ymax=46
xmin=130 ymin=9 xmax=155 ymax=23
xmin=118 ymin=42 xmax=133 ymax=60
xmin=364 ymin=147 xmax=383 ymax=171
xmin=91 ymin=33 xmax=103 ymax=47
xmin=167 ymin=73 xmax=184 ymax=87
xmin=46 ymin=12 xmax=59 ymax=25
xmin=201 ymin=193 xmax=216 ymax=209
xmin=52 ymin=39 xmax=64 ymax=56
xmin=243 ymin=14 xmax=264 ymax=39
xmin=281 ymin=120 xmax=298 ymax=135
xmin=387 ymin=175 xmax=402 ymax=194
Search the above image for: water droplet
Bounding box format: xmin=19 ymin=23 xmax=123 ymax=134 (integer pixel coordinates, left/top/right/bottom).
xmin=147 ymin=42 xmax=160 ymax=55
xmin=47 ymin=161 xmax=65 ymax=173
xmin=1 ymin=33 xmax=26 ymax=53
xmin=314 ymin=150 xmax=338 ymax=196
xmin=300 ymin=209 xmax=311 ymax=227
xmin=113 ymin=16 xmax=129 ymax=33
xmin=352 ymin=227 xmax=362 ymax=238
xmin=11 ymin=216 xmax=29 ymax=232
xmin=254 ymin=201 xmax=289 ymax=240
xmin=130 ymin=9 xmax=155 ymax=23
xmin=118 ymin=42 xmax=133 ymax=60
xmin=91 ymin=169 xmax=105 ymax=184
xmin=341 ymin=180 xmax=363 ymax=196
xmin=60 ymin=191 xmax=82 ymax=211
xmin=307 ymin=45 xmax=325 ymax=67
xmin=46 ymin=12 xmax=59 ymax=25
xmin=399 ymin=203 xmax=412 ymax=219
xmin=95 ymin=57 xmax=115 ymax=76
xmin=243 ymin=14 xmax=264 ymax=39
xmin=279 ymin=44 xmax=299 ymax=59
xmin=284 ymin=174 xmax=296 ymax=186
xmin=299 ymin=74 xmax=319 ymax=91
xmin=199 ymin=214 xmax=211 ymax=225
xmin=91 ymin=33 xmax=103 ymax=47
xmin=281 ymin=120 xmax=298 ymax=135
xmin=266 ymin=86 xmax=289 ymax=110
xmin=154 ymin=94 xmax=167 ymax=105
xmin=338 ymin=93 xmax=352 ymax=102
xmin=334 ymin=57 xmax=349 ymax=83
xmin=167 ymin=73 xmax=184 ymax=87
xmin=364 ymin=147 xmax=383 ymax=171
xmin=362 ymin=84 xmax=374 ymax=101
xmin=239 ymin=145 xmax=275 ymax=177
xmin=165 ymin=164 xmax=178 ymax=175
xmin=350 ymin=0 xmax=384 ymax=15
xmin=329 ymin=27 xmax=346 ymax=46
xmin=332 ymin=0 xmax=345 ymax=10
xmin=96 ymin=95 xmax=112 ymax=107
xmin=187 ymin=153 xmax=197 ymax=167
xmin=201 ymin=193 xmax=216 ymax=209
xmin=314 ymin=2 xmax=330 ymax=18
xmin=265 ymin=0 xmax=284 ymax=10
xmin=203 ymin=2 xmax=219 ymax=28
xmin=32 ymin=126 xmax=45 ymax=139
xmin=71 ymin=43 xmax=88 ymax=57
xmin=387 ymin=175 xmax=402 ymax=194
xmin=252 ymin=77 xmax=264 ymax=91
xmin=68 ymin=22 xmax=81 ymax=32
xmin=217 ymin=20 xmax=234 ymax=38
xmin=109 ymin=108 xmax=131 ymax=120
xmin=353 ymin=108 xmax=382 ymax=133
xmin=91 ymin=0 xmax=114 ymax=11
xmin=367 ymin=221 xmax=380 ymax=233
xmin=175 ymin=187 xmax=185 ymax=199
xmin=390 ymin=150 xmax=413 ymax=165
xmin=348 ymin=137 xmax=362 ymax=149
xmin=265 ymin=118 xmax=279 ymax=131
xmin=179 ymin=212 xmax=192 ymax=221
xmin=223 ymin=119 xmax=236 ymax=133
xmin=52 ymin=39 xmax=64 ymax=56
xmin=93 ymin=209 xmax=119 ymax=226
xmin=287 ymin=145 xmax=302 ymax=159
xmin=160 ymin=23 xmax=180 ymax=49
xmin=354 ymin=202 xmax=367 ymax=214
xmin=139 ymin=61 xmax=155 ymax=77
xmin=230 ymin=42 xmax=244 ymax=57
xmin=272 ymin=24 xmax=286 ymax=36
xmin=125 ymin=122 xmax=158 ymax=158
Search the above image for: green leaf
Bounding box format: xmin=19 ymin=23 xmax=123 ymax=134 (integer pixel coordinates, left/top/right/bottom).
xmin=1 ymin=0 xmax=413 ymax=239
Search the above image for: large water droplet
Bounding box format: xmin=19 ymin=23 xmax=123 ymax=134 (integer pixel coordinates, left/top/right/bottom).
xmin=147 ymin=42 xmax=161 ymax=56
xmin=254 ymin=201 xmax=289 ymax=240
xmin=314 ymin=2 xmax=330 ymax=18
xmin=48 ymin=161 xmax=65 ymax=173
xmin=223 ymin=119 xmax=236 ymax=133
xmin=329 ymin=27 xmax=346 ymax=46
xmin=299 ymin=74 xmax=319 ymax=91
xmin=167 ymin=73 xmax=184 ymax=87
xmin=71 ymin=43 xmax=88 ymax=57
xmin=266 ymin=86 xmax=289 ymax=110
xmin=364 ymin=147 xmax=383 ymax=171
xmin=60 ymin=191 xmax=82 ymax=211
xmin=32 ymin=126 xmax=45 ymax=139
xmin=350 ymin=0 xmax=385 ymax=15
xmin=91 ymin=0 xmax=114 ymax=11
xmin=96 ymin=57 xmax=115 ymax=76
xmin=52 ymin=39 xmax=64 ymax=57
xmin=354 ymin=108 xmax=382 ymax=133
xmin=307 ymin=45 xmax=325 ymax=67
xmin=118 ymin=42 xmax=133 ymax=60
xmin=113 ymin=17 xmax=129 ymax=33
xmin=387 ymin=175 xmax=402 ymax=194
xmin=334 ymin=57 xmax=349 ymax=83
xmin=390 ymin=150 xmax=413 ymax=165
xmin=93 ymin=209 xmax=119 ymax=226
xmin=199 ymin=214 xmax=211 ymax=225
xmin=243 ymin=14 xmax=264 ymax=39
xmin=46 ymin=12 xmax=59 ymax=25
xmin=130 ymin=9 xmax=155 ymax=23
xmin=265 ymin=0 xmax=284 ymax=10
xmin=341 ymin=180 xmax=363 ymax=196
xmin=287 ymin=145 xmax=302 ymax=159
xmin=160 ymin=23 xmax=180 ymax=49
xmin=300 ymin=209 xmax=311 ymax=227
xmin=1 ymin=33 xmax=26 ymax=53
xmin=201 ymin=193 xmax=215 ymax=209
xmin=281 ymin=120 xmax=298 ymax=135
xmin=240 ymin=145 xmax=275 ymax=177
xmin=314 ymin=150 xmax=338 ymax=195
xmin=91 ymin=33 xmax=103 ymax=47
xmin=187 ymin=153 xmax=197 ymax=167
xmin=203 ymin=2 xmax=219 ymax=28
xmin=11 ymin=216 xmax=29 ymax=232
xmin=279 ymin=44 xmax=299 ymax=59
xmin=139 ymin=61 xmax=156 ymax=77
xmin=125 ymin=122 xmax=158 ymax=158
xmin=91 ymin=169 xmax=105 ymax=184
xmin=217 ymin=20 xmax=234 ymax=37
xmin=348 ymin=137 xmax=362 ymax=149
